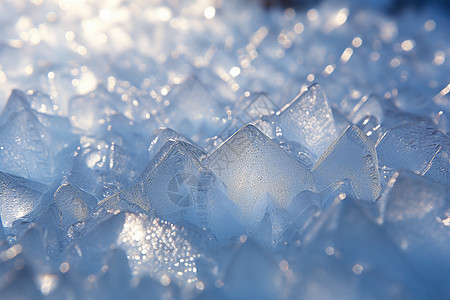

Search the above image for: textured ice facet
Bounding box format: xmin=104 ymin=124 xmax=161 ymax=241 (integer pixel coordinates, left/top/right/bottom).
xmin=206 ymin=125 xmax=316 ymax=229
xmin=277 ymin=84 xmax=338 ymax=159
xmin=0 ymin=90 xmax=76 ymax=184
xmin=225 ymin=92 xmax=279 ymax=139
xmin=312 ymin=125 xmax=381 ymax=201
xmin=231 ymin=92 xmax=279 ymax=125
xmin=376 ymin=120 xmax=449 ymax=185
xmin=219 ymin=240 xmax=286 ymax=300
xmin=0 ymin=171 xmax=48 ymax=228
xmin=53 ymin=184 xmax=98 ymax=231
xmin=99 ymin=140 xmax=208 ymax=227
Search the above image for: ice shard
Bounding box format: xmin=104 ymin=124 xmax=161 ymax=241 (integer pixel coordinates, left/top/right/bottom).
xmin=0 ymin=90 xmax=76 ymax=184
xmin=205 ymin=125 xmax=316 ymax=222
xmin=312 ymin=125 xmax=381 ymax=201
xmin=276 ymin=84 xmax=338 ymax=159
xmin=376 ymin=120 xmax=449 ymax=185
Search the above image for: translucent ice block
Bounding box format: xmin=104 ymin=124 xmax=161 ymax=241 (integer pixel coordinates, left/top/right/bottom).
xmin=312 ymin=125 xmax=381 ymax=201
xmin=276 ymin=84 xmax=338 ymax=158
xmin=146 ymin=128 xmax=194 ymax=163
xmin=99 ymin=140 xmax=208 ymax=227
xmin=205 ymin=125 xmax=316 ymax=220
xmin=68 ymin=136 xmax=123 ymax=195
xmin=219 ymin=240 xmax=286 ymax=300
xmin=376 ymin=120 xmax=449 ymax=185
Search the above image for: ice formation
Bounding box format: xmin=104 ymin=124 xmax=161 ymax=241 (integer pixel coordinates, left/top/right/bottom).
xmin=0 ymin=0 xmax=449 ymax=299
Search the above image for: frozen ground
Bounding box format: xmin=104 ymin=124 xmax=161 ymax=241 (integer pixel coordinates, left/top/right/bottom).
xmin=0 ymin=0 xmax=449 ymax=299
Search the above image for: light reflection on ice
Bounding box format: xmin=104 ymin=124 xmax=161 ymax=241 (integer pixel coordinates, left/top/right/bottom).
xmin=116 ymin=213 xmax=199 ymax=287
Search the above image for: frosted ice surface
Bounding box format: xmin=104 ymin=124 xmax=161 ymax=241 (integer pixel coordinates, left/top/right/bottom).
xmin=0 ymin=0 xmax=448 ymax=297
xmin=53 ymin=184 xmax=98 ymax=231
xmin=0 ymin=171 xmax=47 ymax=228
xmin=312 ymin=125 xmax=381 ymax=201
xmin=0 ymin=91 xmax=51 ymax=183
xmin=215 ymin=93 xmax=279 ymax=145
xmin=0 ymin=90 xmax=76 ymax=184
xmin=277 ymin=84 xmax=338 ymax=159
xmin=146 ymin=128 xmax=193 ymax=162
xmin=99 ymin=140 xmax=208 ymax=227
xmin=29 ymin=184 xmax=96 ymax=257
xmin=376 ymin=120 xmax=449 ymax=185
xmin=382 ymin=171 xmax=450 ymax=294
xmin=205 ymin=125 xmax=316 ymax=226
xmin=423 ymin=149 xmax=449 ymax=186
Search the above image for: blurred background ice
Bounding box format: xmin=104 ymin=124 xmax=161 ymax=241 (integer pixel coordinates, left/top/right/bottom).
xmin=0 ymin=0 xmax=449 ymax=299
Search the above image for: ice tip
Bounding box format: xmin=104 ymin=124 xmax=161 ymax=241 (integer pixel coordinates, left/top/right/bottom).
xmin=234 ymin=123 xmax=268 ymax=137
xmin=346 ymin=124 xmax=372 ymax=140
xmin=7 ymin=89 xmax=28 ymax=104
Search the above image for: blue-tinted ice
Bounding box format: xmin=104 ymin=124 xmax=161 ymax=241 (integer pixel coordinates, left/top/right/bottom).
xmin=277 ymin=84 xmax=338 ymax=159
xmin=312 ymin=125 xmax=381 ymax=201
xmin=0 ymin=0 xmax=449 ymax=299
xmin=206 ymin=125 xmax=316 ymax=232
